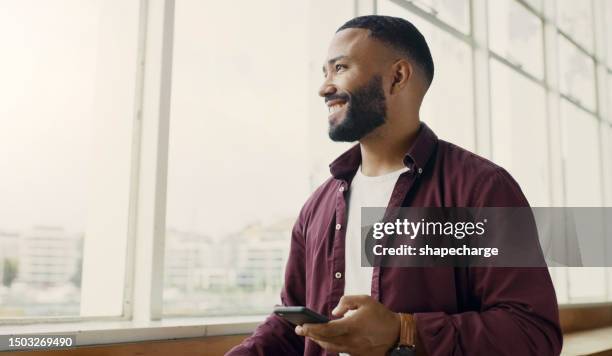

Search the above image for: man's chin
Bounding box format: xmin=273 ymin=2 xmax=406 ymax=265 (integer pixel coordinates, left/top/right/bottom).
xmin=328 ymin=110 xmax=347 ymax=126
xmin=328 ymin=127 xmax=360 ymax=142
xmin=328 ymin=134 xmax=354 ymax=143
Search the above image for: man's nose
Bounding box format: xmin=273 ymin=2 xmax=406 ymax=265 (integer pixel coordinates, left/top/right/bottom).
xmin=318 ymin=80 xmax=336 ymax=98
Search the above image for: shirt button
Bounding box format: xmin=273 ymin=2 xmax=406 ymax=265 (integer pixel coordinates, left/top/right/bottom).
xmin=339 ymin=186 xmax=345 ymax=192
xmin=335 ymin=272 xmax=342 ymax=279
xmin=418 ymin=168 xmax=423 ymax=174
xmin=335 ymin=223 xmax=342 ymax=230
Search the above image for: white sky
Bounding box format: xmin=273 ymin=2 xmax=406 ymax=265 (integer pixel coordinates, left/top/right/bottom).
xmin=0 ymin=1 xmax=100 ymax=232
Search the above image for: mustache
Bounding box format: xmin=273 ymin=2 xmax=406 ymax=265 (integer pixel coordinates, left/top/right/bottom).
xmin=324 ymin=92 xmax=350 ymax=104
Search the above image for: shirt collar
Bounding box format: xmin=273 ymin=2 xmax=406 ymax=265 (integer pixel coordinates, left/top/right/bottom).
xmin=328 ymin=121 xmax=438 ymax=180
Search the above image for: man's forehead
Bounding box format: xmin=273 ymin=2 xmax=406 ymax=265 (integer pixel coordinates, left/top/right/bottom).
xmin=327 ymin=28 xmax=372 ymax=59
xmin=325 ymin=28 xmax=388 ymax=63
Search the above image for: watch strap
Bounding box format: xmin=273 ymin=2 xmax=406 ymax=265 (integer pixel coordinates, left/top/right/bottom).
xmin=398 ymin=313 xmax=416 ymax=347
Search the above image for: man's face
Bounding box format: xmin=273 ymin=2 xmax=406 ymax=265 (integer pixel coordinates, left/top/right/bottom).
xmin=319 ymin=29 xmax=388 ymax=142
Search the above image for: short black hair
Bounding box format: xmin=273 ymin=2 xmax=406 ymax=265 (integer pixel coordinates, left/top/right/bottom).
xmin=337 ymin=15 xmax=434 ymax=85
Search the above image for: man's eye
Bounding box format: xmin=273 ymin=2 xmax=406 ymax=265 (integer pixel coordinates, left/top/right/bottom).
xmin=335 ymin=64 xmax=346 ymax=72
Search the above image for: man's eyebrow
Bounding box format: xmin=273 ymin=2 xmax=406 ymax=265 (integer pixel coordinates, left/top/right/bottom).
xmin=322 ymin=55 xmax=348 ymax=73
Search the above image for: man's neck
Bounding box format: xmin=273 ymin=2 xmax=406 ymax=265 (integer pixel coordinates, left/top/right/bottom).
xmin=359 ymin=122 xmax=420 ymax=177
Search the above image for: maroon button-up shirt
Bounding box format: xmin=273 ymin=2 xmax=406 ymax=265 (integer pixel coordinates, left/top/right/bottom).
xmin=227 ymin=123 xmax=562 ymax=356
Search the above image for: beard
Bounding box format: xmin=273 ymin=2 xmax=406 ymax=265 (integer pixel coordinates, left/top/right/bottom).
xmin=327 ymin=75 xmax=387 ymax=142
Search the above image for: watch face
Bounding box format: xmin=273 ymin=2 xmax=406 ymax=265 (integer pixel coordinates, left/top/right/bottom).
xmin=390 ymin=346 xmax=416 ymax=356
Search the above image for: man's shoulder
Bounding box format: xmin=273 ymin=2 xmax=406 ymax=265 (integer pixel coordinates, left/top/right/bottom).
xmin=437 ymin=139 xmax=513 ymax=183
xmin=436 ymin=139 xmax=528 ymax=206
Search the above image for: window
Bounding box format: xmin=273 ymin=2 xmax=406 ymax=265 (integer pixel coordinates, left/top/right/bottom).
xmin=488 ymin=0 xmax=544 ymax=79
xmin=402 ymin=0 xmax=470 ymax=34
xmin=566 ymin=268 xmax=608 ymax=302
xmin=560 ymin=100 xmax=607 ymax=302
xmin=556 ymin=0 xmax=594 ymax=53
xmin=560 ymin=100 xmax=602 ymax=206
xmin=607 ymin=2 xmax=612 ymax=69
xmin=0 ymin=0 xmax=139 ymax=318
xmin=489 ymin=59 xmax=549 ymax=206
xmin=557 ymin=35 xmax=597 ymax=112
xmin=163 ymin=0 xmax=354 ymax=316
xmin=379 ymin=0 xmax=475 ymax=151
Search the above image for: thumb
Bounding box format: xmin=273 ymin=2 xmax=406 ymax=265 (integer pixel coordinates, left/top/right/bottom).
xmin=332 ymin=295 xmax=368 ymax=317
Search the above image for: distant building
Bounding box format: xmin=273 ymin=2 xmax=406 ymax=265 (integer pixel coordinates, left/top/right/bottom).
xmin=231 ymin=218 xmax=292 ymax=292
xmin=164 ymin=219 xmax=292 ymax=293
xmin=0 ymin=230 xmax=20 ymax=285
xmin=164 ymin=228 xmax=216 ymax=291
xmin=17 ymin=226 xmax=81 ymax=287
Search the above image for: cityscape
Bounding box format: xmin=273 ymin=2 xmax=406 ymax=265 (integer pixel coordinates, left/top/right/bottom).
xmin=0 ymin=218 xmax=292 ymax=317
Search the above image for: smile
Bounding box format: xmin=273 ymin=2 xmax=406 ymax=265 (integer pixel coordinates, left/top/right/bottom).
xmin=327 ymin=99 xmax=347 ymax=114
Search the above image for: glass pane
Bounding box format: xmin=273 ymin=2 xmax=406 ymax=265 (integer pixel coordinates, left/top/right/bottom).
xmin=549 ymin=268 xmax=569 ymax=304
xmin=0 ymin=0 xmax=138 ymax=317
xmin=607 ymin=1 xmax=612 ymax=68
xmin=560 ymin=100 xmax=606 ymax=304
xmin=403 ymin=0 xmax=470 ymax=34
xmin=490 ymin=59 xmax=549 ymax=206
xmin=560 ymin=100 xmax=602 ymax=206
xmin=164 ymin=0 xmax=354 ymax=316
xmin=379 ymin=1 xmax=475 ymax=151
xmin=488 ymin=0 xmax=544 ymax=79
xmin=558 ymin=35 xmax=597 ymax=112
xmin=556 ymin=0 xmax=594 ymax=53
xmin=567 ymin=268 xmax=607 ymax=302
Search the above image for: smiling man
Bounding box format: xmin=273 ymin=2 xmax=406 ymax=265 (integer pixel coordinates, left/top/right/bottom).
xmin=227 ymin=15 xmax=562 ymax=356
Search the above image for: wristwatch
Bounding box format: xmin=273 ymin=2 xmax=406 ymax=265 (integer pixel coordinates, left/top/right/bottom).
xmin=389 ymin=345 xmax=416 ymax=356
xmin=389 ymin=313 xmax=416 ymax=356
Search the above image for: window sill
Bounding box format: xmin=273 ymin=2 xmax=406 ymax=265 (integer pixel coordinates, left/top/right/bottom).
xmin=0 ymin=315 xmax=265 ymax=351
xmin=562 ymin=326 xmax=612 ymax=356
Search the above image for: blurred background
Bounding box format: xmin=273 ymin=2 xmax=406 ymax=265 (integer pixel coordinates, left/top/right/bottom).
xmin=0 ymin=0 xmax=611 ymax=345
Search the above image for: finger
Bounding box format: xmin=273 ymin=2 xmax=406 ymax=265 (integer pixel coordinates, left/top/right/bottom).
xmin=332 ymin=295 xmax=371 ymax=317
xmin=301 ymin=320 xmax=349 ymax=339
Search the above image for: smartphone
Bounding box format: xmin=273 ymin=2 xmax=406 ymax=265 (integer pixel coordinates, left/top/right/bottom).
xmin=273 ymin=306 xmax=330 ymax=326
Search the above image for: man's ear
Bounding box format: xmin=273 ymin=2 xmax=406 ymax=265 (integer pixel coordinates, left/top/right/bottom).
xmin=389 ymin=59 xmax=412 ymax=95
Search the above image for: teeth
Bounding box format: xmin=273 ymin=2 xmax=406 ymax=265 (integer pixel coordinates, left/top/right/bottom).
xmin=328 ymin=103 xmax=344 ymax=113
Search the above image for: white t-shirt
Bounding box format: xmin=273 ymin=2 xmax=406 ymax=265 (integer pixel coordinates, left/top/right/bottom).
xmin=340 ymin=165 xmax=408 ymax=356
xmin=344 ymin=165 xmax=409 ymax=296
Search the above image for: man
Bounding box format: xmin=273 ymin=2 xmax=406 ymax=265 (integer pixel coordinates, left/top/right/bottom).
xmin=227 ymin=15 xmax=562 ymax=356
